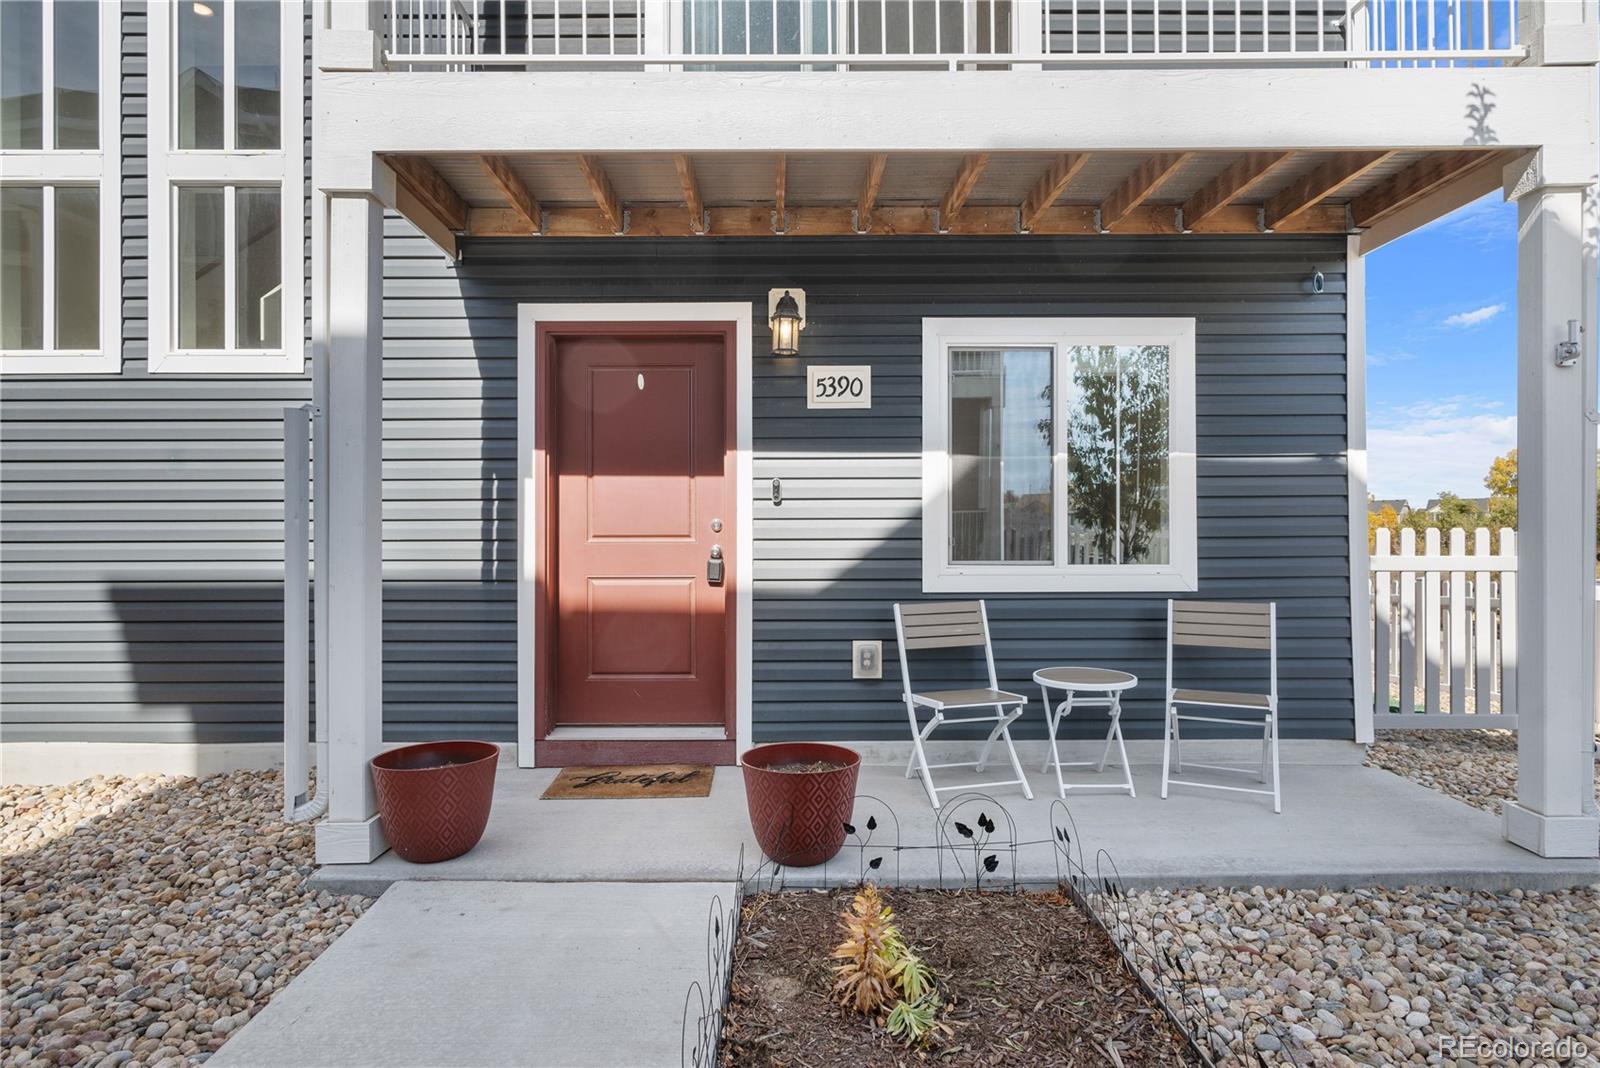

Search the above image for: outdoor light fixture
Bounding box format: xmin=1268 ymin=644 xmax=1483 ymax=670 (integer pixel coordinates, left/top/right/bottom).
xmin=768 ymin=288 xmax=805 ymax=357
xmin=192 ymin=2 xmax=215 ymax=15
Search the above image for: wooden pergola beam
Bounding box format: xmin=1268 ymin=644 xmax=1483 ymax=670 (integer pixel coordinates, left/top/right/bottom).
xmin=1264 ymin=151 xmax=1395 ymax=230
xmin=468 ymin=201 xmax=1348 ymax=239
xmin=1019 ymin=154 xmax=1091 ymax=232
xmin=1101 ymin=153 xmax=1192 ymax=231
xmin=940 ymin=153 xmax=989 ymax=226
xmin=1349 ymin=151 xmax=1499 ymax=229
xmin=576 ymin=154 xmax=625 ymax=233
xmin=774 ymin=153 xmax=787 ymax=230
xmin=476 ymin=155 xmax=541 ymax=234
xmin=673 ymin=153 xmax=707 ymax=234
xmin=1181 ymin=152 xmax=1292 ymax=229
xmin=385 ymin=155 xmax=468 ymax=233
xmin=857 ymin=153 xmax=888 ymax=232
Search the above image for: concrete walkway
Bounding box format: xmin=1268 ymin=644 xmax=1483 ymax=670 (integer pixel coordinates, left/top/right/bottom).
xmin=210 ymin=881 xmax=724 ymax=1068
xmin=217 ymin=756 xmax=1599 ymax=1067
xmin=315 ymin=761 xmax=1600 ymax=894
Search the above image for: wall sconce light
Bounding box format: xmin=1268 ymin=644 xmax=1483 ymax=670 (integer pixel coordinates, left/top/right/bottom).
xmin=768 ymin=288 xmax=805 ymax=357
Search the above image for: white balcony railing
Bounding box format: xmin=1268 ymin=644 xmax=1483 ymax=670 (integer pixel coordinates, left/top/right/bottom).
xmin=382 ymin=0 xmax=1527 ymax=69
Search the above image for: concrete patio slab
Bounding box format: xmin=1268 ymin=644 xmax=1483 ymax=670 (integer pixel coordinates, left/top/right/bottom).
xmin=209 ymin=881 xmax=724 ymax=1068
xmin=313 ymin=761 xmax=1600 ymax=894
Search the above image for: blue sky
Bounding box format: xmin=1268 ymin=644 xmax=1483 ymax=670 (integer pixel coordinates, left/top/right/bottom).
xmin=1365 ymin=192 xmax=1519 ymax=505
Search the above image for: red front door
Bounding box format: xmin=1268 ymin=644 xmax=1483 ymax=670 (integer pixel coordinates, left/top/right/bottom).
xmin=550 ymin=329 xmax=730 ymax=727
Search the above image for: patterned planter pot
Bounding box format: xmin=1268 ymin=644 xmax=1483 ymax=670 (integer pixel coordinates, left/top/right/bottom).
xmin=740 ymin=742 xmax=861 ymax=867
xmin=369 ymin=740 xmax=499 ymax=863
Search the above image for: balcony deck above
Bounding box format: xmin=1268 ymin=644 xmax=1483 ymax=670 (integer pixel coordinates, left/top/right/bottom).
xmin=384 ymin=0 xmax=1530 ymax=71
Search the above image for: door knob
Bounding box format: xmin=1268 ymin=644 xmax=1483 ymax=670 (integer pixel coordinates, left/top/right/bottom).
xmin=707 ymin=544 xmax=725 ymax=585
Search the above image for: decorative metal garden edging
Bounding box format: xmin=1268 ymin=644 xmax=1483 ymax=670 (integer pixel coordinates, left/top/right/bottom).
xmin=682 ymin=793 xmax=1301 ymax=1067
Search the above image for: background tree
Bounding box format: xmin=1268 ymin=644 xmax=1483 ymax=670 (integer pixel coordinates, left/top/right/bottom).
xmin=1368 ymin=503 xmax=1400 ymax=551
xmin=1484 ymin=449 xmax=1517 ymax=540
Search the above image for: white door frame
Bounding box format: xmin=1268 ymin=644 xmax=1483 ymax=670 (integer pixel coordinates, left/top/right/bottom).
xmin=515 ymin=302 xmax=755 ymax=768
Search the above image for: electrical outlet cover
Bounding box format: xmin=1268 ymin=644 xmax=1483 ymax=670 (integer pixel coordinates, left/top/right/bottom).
xmin=852 ymin=640 xmax=883 ymax=680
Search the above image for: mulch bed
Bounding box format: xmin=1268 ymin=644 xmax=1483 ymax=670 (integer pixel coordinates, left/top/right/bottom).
xmin=721 ymin=887 xmax=1202 ymax=1067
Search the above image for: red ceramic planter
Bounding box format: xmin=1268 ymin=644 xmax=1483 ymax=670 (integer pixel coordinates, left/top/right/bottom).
xmin=370 ymin=740 xmax=499 ymax=863
xmin=741 ymin=742 xmax=861 ymax=867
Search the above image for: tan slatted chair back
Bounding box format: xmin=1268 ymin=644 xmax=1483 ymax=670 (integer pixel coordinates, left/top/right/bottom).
xmin=1170 ymin=600 xmax=1273 ymax=651
xmin=895 ymin=601 xmax=989 ymax=651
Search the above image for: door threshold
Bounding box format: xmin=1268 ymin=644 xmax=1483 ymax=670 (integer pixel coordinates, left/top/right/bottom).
xmin=535 ymin=732 xmax=737 ymax=767
xmin=545 ymin=726 xmax=727 ymax=741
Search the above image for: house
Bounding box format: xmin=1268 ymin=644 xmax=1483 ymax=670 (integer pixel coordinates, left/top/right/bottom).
xmin=1368 ymin=495 xmax=1412 ymax=517
xmin=1 ymin=0 xmax=1595 ymax=863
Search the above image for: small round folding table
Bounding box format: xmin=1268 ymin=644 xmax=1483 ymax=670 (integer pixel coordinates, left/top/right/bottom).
xmin=1033 ymin=666 xmax=1138 ymax=798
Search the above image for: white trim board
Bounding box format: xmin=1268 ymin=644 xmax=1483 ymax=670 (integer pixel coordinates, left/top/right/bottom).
xmin=1 ymin=737 xmax=1361 ymax=786
xmin=1346 ymin=237 xmax=1375 ymax=745
xmin=1 ymin=741 xmax=525 ymax=787
xmin=515 ymin=302 xmax=755 ymax=768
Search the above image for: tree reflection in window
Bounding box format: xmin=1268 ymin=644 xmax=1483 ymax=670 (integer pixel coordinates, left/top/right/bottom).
xmin=1058 ymin=345 xmax=1170 ymax=566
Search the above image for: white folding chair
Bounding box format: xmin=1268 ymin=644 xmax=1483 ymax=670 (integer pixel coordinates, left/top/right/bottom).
xmin=1159 ymin=600 xmax=1282 ymax=813
xmin=893 ymin=601 xmax=1034 ymax=809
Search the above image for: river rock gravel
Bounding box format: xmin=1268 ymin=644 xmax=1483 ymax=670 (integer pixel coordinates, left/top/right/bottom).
xmin=1120 ymin=882 xmax=1600 ymax=1066
xmin=1365 ymin=728 xmax=1600 ymax=815
xmin=1105 ymin=730 xmax=1600 ymax=1065
xmin=2 ymin=771 xmax=372 ymax=1068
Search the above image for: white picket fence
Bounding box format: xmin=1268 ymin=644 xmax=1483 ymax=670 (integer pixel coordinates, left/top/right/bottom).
xmin=1370 ymin=526 xmax=1517 ymax=730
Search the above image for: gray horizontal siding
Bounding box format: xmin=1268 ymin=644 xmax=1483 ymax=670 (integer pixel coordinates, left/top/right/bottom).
xmin=2 ymin=220 xmax=1353 ymax=744
xmin=445 ymin=233 xmax=1354 ymax=742
xmin=0 ymin=5 xmax=503 ymax=745
xmin=0 ymin=14 xmax=1351 ymax=745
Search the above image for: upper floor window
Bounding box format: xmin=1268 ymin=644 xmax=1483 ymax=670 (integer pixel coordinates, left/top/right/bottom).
xmin=0 ymin=0 xmax=121 ymax=374
xmin=176 ymin=0 xmax=281 ymax=151
xmin=147 ymin=0 xmax=302 ymax=374
xmin=921 ymin=318 xmax=1198 ymax=593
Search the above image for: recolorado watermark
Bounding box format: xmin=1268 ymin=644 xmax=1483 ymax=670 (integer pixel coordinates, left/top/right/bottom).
xmin=1438 ymin=1033 xmax=1592 ymax=1062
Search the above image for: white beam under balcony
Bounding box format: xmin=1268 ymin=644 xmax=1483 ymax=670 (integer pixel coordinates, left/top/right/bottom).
xmin=313 ymin=66 xmax=1595 ymax=195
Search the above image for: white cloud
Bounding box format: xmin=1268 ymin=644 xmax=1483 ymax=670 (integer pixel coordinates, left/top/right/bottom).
xmin=1440 ymin=303 xmax=1507 ymax=329
xmin=1367 ymin=395 xmax=1515 ymax=505
xmin=1366 ymin=350 xmax=1417 ymax=367
xmin=1415 ymin=193 xmax=1516 ymax=249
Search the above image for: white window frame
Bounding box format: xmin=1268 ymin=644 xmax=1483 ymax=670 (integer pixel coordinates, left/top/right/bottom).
xmin=0 ymin=0 xmax=122 ymax=375
xmin=921 ymin=316 xmax=1198 ymax=594
xmin=146 ymin=0 xmax=303 ymax=374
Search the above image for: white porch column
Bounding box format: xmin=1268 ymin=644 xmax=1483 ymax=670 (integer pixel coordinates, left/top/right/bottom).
xmin=1501 ymin=152 xmax=1600 ymax=859
xmin=1517 ymin=0 xmax=1600 ymax=68
xmin=313 ymin=192 xmax=388 ymax=865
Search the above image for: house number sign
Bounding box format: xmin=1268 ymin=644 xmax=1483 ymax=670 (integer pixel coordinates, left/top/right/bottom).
xmin=806 ymin=365 xmax=872 ymax=409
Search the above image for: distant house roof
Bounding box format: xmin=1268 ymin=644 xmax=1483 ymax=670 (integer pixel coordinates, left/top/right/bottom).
xmin=1369 ymin=498 xmax=1411 ymax=514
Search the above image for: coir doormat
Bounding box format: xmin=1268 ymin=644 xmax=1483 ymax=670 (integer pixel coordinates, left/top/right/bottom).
xmin=541 ymin=764 xmax=714 ymax=800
